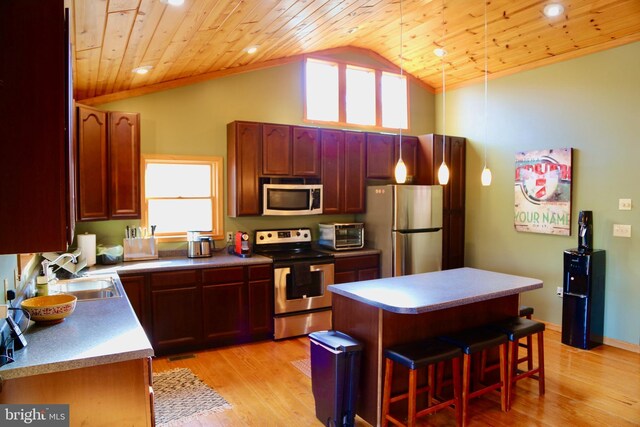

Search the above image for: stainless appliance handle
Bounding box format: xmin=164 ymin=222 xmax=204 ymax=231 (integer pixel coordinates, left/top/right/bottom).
xmin=565 ymin=292 xmax=588 ymax=299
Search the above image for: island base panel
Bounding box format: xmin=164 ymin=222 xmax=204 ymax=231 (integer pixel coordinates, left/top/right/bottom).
xmin=332 ymin=293 xmax=519 ymax=425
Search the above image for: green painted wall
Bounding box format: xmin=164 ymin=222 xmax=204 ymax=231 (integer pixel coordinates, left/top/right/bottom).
xmin=438 ymin=41 xmax=640 ymax=345
xmin=76 ymin=56 xmax=436 ymax=248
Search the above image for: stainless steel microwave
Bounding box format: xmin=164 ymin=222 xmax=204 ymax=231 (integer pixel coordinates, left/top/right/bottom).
xmin=262 ymin=184 xmax=323 ymax=216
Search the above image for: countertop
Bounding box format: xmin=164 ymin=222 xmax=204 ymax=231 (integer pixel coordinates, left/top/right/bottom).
xmin=328 ymin=267 xmax=543 ymax=314
xmin=88 ymin=251 xmax=273 ymax=275
xmin=318 ymin=247 xmax=380 ymax=258
xmin=0 ymin=275 xmax=153 ymax=380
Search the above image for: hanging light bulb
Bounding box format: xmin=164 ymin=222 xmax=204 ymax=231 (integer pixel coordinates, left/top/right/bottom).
xmin=394 ymin=0 xmax=407 ymax=184
xmin=481 ymin=0 xmax=492 ymax=186
xmin=438 ymin=0 xmax=450 ymax=186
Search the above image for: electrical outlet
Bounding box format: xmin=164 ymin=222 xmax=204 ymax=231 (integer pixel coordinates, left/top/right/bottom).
xmin=226 ymin=232 xmax=233 ymax=243
xmin=556 ymin=286 xmax=563 ymax=297
xmin=618 ymin=198 xmax=632 ymax=210
xmin=613 ymin=224 xmax=632 ymax=238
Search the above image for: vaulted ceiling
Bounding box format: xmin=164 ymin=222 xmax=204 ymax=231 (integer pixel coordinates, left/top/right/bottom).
xmin=70 ymin=0 xmax=640 ymax=105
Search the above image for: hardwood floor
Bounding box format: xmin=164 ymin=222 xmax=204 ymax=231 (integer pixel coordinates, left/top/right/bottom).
xmin=152 ymin=329 xmax=640 ymax=426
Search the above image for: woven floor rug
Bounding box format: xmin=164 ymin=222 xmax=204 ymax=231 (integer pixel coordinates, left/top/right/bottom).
xmin=291 ymin=358 xmax=311 ymax=378
xmin=153 ymin=367 xmax=232 ymax=427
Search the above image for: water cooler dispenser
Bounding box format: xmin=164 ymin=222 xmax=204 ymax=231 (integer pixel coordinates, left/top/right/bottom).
xmin=562 ymin=211 xmax=606 ymax=349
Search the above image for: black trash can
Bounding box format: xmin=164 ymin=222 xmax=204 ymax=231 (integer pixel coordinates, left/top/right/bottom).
xmin=309 ymin=330 xmax=363 ymax=427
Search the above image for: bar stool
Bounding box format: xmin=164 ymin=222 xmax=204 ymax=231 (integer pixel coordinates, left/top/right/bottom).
xmin=519 ymin=306 xmax=535 ymax=370
xmin=489 ymin=317 xmax=545 ymax=410
xmin=439 ymin=328 xmax=508 ymax=427
xmin=382 ymin=339 xmax=462 ymax=427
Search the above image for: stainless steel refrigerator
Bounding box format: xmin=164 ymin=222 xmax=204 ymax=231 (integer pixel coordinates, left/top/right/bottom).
xmin=360 ymin=185 xmax=443 ymax=278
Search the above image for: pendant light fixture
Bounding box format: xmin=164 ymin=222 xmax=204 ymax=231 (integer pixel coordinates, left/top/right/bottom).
xmin=394 ymin=0 xmax=407 ymax=184
xmin=437 ymin=0 xmax=450 ymax=185
xmin=481 ymin=0 xmax=492 ymax=186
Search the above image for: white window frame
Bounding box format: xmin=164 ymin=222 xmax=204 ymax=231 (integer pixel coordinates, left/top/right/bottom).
xmin=141 ymin=154 xmax=224 ymax=242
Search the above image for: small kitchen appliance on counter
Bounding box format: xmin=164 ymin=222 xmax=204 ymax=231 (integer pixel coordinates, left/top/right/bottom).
xmin=254 ymin=228 xmax=335 ymax=340
xmin=232 ymin=231 xmax=251 ymax=257
xmin=318 ymin=223 xmax=364 ymax=251
xmin=187 ymin=231 xmax=213 ymax=258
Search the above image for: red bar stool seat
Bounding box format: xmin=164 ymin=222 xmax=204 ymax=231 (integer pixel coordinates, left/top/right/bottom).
xmin=382 ymin=338 xmax=463 ymax=427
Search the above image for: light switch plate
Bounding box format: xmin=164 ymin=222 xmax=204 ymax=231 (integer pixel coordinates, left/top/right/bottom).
xmin=619 ymin=198 xmax=632 ymax=210
xmin=613 ymin=224 xmax=632 ymax=237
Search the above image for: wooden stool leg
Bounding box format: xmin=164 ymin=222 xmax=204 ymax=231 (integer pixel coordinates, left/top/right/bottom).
xmin=408 ymin=368 xmax=417 ymax=427
xmin=461 ymin=354 xmax=471 ymax=427
xmin=382 ymin=359 xmax=393 ymax=427
xmin=452 ymin=357 xmax=462 ymax=427
xmin=538 ymin=331 xmax=545 ymax=396
xmin=526 ymin=334 xmax=534 ymax=371
xmin=500 ymin=342 xmax=509 ymax=413
xmin=427 ymin=364 xmax=435 ymax=406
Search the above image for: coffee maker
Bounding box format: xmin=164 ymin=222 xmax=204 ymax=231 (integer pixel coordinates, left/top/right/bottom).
xmin=577 ymin=210 xmax=593 ymax=252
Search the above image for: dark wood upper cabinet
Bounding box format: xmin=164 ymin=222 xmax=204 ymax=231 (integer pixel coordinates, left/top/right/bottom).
xmin=366 ymin=133 xmax=395 ymax=179
xmin=0 ymin=0 xmax=74 ymax=254
xmin=320 ymin=129 xmax=343 ymax=215
xmin=394 ymin=135 xmax=418 ymax=183
xmin=109 ymin=112 xmax=140 ymax=218
xmin=262 ymin=124 xmax=291 ymax=176
xmin=227 ymin=121 xmax=262 ymax=217
xmin=321 ymin=130 xmax=365 ymax=214
xmin=343 ymin=132 xmax=366 ymax=213
xmin=292 ymin=127 xmax=321 ymax=177
xmin=76 ymin=106 xmax=140 ymax=221
xmin=77 ymin=106 xmax=109 ymax=221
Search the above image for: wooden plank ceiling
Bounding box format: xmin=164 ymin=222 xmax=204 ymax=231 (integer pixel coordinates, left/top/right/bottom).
xmin=70 ymin=0 xmax=640 ymax=104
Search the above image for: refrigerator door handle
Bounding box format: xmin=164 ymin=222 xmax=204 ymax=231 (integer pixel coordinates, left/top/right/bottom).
xmin=564 ymin=292 xmax=588 ymax=299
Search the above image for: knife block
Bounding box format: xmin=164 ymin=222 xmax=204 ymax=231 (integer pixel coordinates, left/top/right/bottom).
xmin=124 ymin=238 xmax=158 ymax=261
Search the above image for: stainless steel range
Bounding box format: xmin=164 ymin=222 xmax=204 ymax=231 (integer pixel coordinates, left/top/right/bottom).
xmin=254 ymin=228 xmax=334 ymax=340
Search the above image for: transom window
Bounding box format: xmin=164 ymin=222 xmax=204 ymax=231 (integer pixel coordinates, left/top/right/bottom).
xmin=305 ymin=57 xmax=408 ymax=130
xmin=142 ymin=154 xmax=223 ymax=241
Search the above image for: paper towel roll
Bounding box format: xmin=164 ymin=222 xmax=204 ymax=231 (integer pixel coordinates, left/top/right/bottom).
xmin=77 ymin=233 xmax=96 ymax=267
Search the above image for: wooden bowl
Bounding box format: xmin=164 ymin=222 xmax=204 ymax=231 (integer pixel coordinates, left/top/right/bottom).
xmin=21 ymin=294 xmax=77 ymax=323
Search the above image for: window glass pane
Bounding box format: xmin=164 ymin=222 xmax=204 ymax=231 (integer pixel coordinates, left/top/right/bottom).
xmin=381 ymin=72 xmax=408 ymax=129
xmin=346 ymin=66 xmax=376 ymax=126
xmin=148 ymin=199 xmax=213 ymax=234
xmin=305 ymin=59 xmax=339 ymax=122
xmin=146 ymin=163 xmax=212 ymax=198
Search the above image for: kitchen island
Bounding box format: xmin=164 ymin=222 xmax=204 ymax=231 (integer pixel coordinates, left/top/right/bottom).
xmin=328 ymin=267 xmax=543 ymax=426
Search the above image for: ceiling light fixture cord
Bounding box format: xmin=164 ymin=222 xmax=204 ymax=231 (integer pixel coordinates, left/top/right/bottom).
xmin=394 ymin=0 xmax=408 ymax=184
xmin=437 ymin=0 xmax=450 ymax=185
xmin=482 ymin=0 xmax=492 ymax=186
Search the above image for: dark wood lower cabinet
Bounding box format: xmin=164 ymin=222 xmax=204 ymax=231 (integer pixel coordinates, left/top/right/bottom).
xmin=150 ymin=270 xmax=202 ymax=354
xmin=135 ymin=263 xmax=273 ymax=355
xmin=119 ymin=274 xmax=150 ymax=337
xmin=202 ymin=267 xmax=245 ymax=345
xmin=334 ymin=254 xmax=380 ymax=284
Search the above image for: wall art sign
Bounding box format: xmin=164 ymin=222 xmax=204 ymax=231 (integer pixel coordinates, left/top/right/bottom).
xmin=514 ymin=147 xmax=573 ymax=235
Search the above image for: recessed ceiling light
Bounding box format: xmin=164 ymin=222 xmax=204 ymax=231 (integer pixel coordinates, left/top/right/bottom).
xmin=347 ymin=27 xmax=359 ymax=34
xmin=132 ymin=65 xmax=153 ymax=75
xmin=160 ymin=0 xmax=185 ymax=6
xmin=543 ymin=3 xmax=564 ymax=17
xmin=245 ymin=46 xmax=259 ymax=55
xmin=433 ymin=48 xmax=447 ymax=57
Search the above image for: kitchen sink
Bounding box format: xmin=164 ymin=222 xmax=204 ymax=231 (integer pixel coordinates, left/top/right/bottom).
xmin=52 ymin=276 xmax=121 ymax=301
